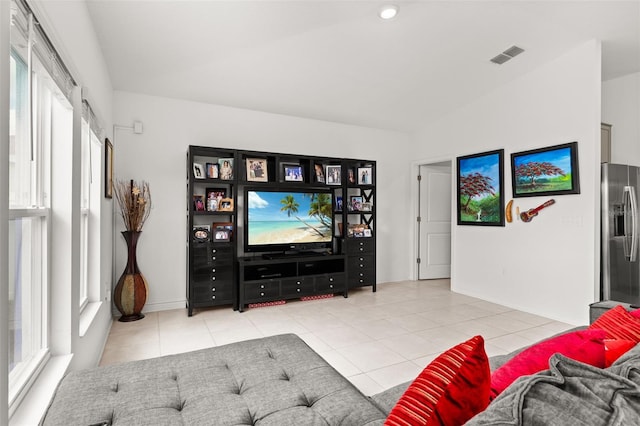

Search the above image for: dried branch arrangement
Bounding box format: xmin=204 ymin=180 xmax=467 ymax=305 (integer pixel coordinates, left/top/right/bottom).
xmin=114 ymin=179 xmax=152 ymax=231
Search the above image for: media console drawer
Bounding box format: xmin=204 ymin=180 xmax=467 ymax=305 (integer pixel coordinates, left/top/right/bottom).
xmin=281 ymin=277 xmax=314 ymax=296
xmin=244 ymin=280 xmax=279 ymax=300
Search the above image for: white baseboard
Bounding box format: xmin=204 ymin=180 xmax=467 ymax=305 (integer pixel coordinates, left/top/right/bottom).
xmin=111 ymin=299 xmax=187 ymax=317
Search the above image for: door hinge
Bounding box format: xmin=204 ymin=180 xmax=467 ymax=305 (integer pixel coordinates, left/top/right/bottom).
xmin=417 ymin=216 xmax=421 ymax=222
xmin=417 ymin=258 xmax=421 ymax=264
xmin=417 ymin=174 xmax=422 ymax=181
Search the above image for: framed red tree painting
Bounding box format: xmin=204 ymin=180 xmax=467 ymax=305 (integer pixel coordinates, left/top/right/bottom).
xmin=457 ymin=149 xmax=505 ymax=226
xmin=510 ymin=142 xmax=580 ymax=198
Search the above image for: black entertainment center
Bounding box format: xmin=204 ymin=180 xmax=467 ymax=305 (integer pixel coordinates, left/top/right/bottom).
xmin=186 ymin=145 xmax=376 ymax=315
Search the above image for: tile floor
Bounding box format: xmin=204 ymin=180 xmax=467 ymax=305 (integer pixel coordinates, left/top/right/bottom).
xmin=100 ymin=279 xmax=574 ymax=396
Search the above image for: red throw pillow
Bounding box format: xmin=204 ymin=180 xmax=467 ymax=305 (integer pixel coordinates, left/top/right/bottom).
xmin=490 ymin=329 xmax=606 ymax=399
xmin=630 ymin=307 xmax=640 ymax=319
xmin=589 ymin=305 xmax=640 ymax=342
xmin=385 ymin=335 xmax=490 ymax=426
xmin=604 ymin=339 xmax=636 ymax=367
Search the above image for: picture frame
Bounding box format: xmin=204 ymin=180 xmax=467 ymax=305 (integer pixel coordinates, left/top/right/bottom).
xmin=246 ymin=158 xmax=268 ymax=182
xmin=347 ymin=168 xmax=356 ymax=184
xmin=193 ymin=163 xmax=205 ymax=179
xmin=218 ymin=158 xmax=234 ymax=180
xmin=104 ymin=138 xmax=113 ymax=199
xmin=212 ymin=222 xmax=233 ymax=242
xmin=363 ymin=228 xmax=372 ymax=237
xmin=192 ymin=225 xmax=210 ymax=242
xmin=205 ymin=188 xmax=226 ymax=211
xmin=350 ymin=195 xmax=363 ymax=211
xmin=348 ymin=223 xmax=369 ymax=237
xmin=511 ymin=141 xmax=580 ymax=198
xmin=283 ymin=163 xmax=304 ymax=182
xmin=357 ymin=167 xmax=372 ymax=185
xmin=335 ymin=196 xmax=343 ymax=211
xmin=206 ymin=162 xmax=219 ymax=179
xmin=457 ymin=149 xmax=504 ymax=226
xmin=325 ymin=165 xmax=342 ymax=185
xmin=361 ymin=202 xmax=372 ymax=212
xmin=314 ymin=163 xmax=325 ymax=183
xmin=218 ymin=197 xmax=234 ymax=212
xmin=193 ymin=194 xmax=206 ymax=211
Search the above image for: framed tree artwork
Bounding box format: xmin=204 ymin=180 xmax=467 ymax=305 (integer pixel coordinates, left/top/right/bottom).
xmin=457 ymin=149 xmax=504 ymax=226
xmin=510 ymin=142 xmax=580 ymax=198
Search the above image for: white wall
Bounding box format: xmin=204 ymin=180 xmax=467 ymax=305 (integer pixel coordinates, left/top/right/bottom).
xmin=602 ymin=72 xmax=640 ymax=166
xmin=112 ymin=92 xmax=413 ymax=312
xmin=413 ymin=41 xmax=602 ymax=326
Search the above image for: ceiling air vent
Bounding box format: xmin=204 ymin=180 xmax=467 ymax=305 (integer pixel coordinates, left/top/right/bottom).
xmin=490 ymin=45 xmax=525 ymax=65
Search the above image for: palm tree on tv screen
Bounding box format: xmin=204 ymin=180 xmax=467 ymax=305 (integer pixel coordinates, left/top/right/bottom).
xmin=280 ymin=194 xmax=330 ymax=238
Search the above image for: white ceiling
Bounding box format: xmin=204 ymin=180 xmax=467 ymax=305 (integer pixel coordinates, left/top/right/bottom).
xmin=85 ymin=0 xmax=640 ymax=133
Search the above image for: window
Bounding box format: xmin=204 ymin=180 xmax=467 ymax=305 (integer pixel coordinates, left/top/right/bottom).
xmin=80 ymin=105 xmax=102 ymax=311
xmin=9 ymin=0 xmax=75 ymax=413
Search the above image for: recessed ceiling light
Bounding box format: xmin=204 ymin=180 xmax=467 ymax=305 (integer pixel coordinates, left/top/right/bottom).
xmin=379 ymin=5 xmax=398 ymax=20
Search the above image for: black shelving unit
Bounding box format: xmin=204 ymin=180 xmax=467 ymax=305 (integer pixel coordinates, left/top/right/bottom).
xmin=186 ymin=146 xmax=238 ymax=316
xmin=186 ymin=145 xmax=376 ymax=314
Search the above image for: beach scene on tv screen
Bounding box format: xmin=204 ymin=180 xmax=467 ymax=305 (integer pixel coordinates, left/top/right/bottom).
xmin=248 ymin=191 xmax=332 ymax=245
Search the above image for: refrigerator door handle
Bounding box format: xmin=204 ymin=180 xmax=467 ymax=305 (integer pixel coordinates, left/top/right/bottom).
xmin=623 ymin=185 xmax=638 ymax=262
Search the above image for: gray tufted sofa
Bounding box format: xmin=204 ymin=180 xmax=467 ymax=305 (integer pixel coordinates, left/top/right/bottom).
xmin=42 ymin=334 xmax=387 ymax=425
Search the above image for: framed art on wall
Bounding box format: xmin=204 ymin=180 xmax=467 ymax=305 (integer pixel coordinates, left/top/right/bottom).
xmin=457 ymin=149 xmax=504 ymax=226
xmin=511 ymin=142 xmax=580 ymax=198
xmin=105 ymin=138 xmax=113 ymax=198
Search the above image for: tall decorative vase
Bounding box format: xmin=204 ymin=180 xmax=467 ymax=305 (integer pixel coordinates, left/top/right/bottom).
xmin=114 ymin=231 xmax=148 ymax=322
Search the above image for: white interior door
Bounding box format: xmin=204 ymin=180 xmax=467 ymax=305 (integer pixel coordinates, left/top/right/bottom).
xmin=418 ymin=163 xmax=452 ymax=279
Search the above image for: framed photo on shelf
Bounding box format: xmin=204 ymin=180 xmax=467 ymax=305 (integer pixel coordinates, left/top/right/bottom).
xmin=218 ymin=158 xmax=234 ymax=180
xmin=283 ymin=163 xmax=304 ymax=182
xmin=347 ymin=168 xmax=356 ymax=184
xmin=246 ymin=158 xmax=268 ymax=182
xmin=206 ymin=162 xmax=219 ymax=179
xmin=205 ymin=188 xmax=226 ymax=211
xmin=357 ymin=167 xmax=372 ymax=185
xmin=363 ymin=228 xmax=372 ymax=237
xmin=193 ymin=163 xmax=205 ymax=179
xmin=350 ymin=196 xmax=363 ymax=211
xmin=218 ymin=197 xmax=234 ymax=212
xmin=192 ymin=225 xmax=210 ymax=242
xmin=511 ymin=141 xmax=580 ymax=198
xmin=104 ymin=138 xmax=113 ymax=198
xmin=325 ymin=165 xmax=342 ymax=185
xmin=193 ymin=194 xmax=206 ymax=211
xmin=361 ymin=202 xmax=372 ymax=212
xmin=314 ymin=163 xmax=325 ymax=183
xmin=335 ymin=196 xmax=343 ymax=211
xmin=348 ymin=223 xmax=368 ymax=237
xmin=212 ymin=222 xmax=233 ymax=242
xmin=456 ymin=149 xmax=504 ymax=226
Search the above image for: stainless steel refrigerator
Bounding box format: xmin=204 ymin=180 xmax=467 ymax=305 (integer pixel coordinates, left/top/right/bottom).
xmin=601 ymin=163 xmax=640 ymax=305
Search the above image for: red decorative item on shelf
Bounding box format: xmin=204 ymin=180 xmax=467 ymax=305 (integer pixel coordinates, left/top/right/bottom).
xmin=114 ymin=230 xmax=149 ymax=322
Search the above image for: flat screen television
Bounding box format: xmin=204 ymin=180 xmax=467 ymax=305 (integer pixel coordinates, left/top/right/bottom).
xmin=244 ymin=188 xmax=334 ymax=254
